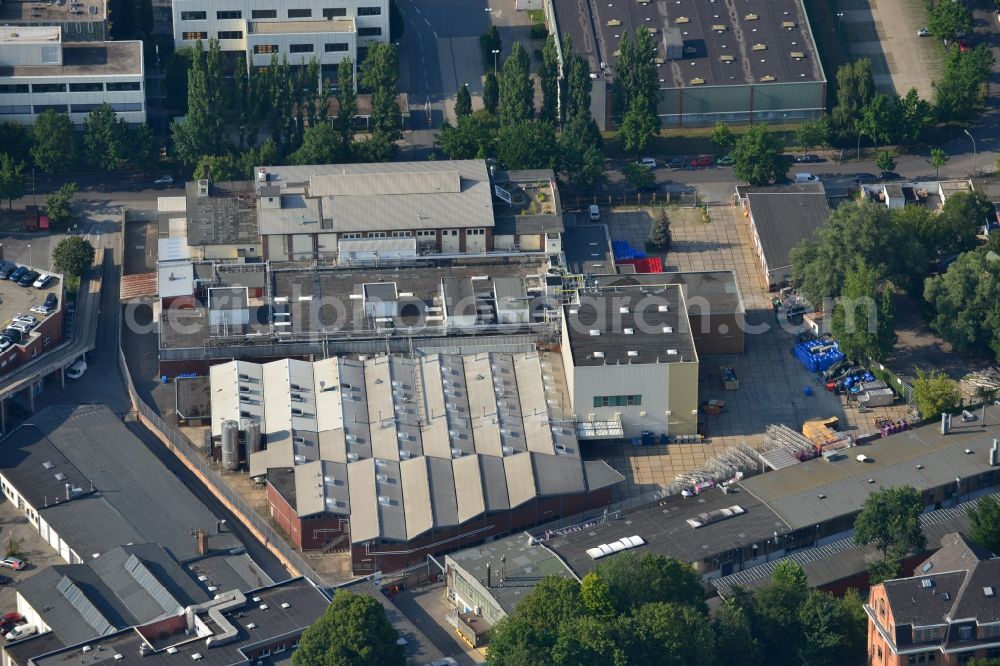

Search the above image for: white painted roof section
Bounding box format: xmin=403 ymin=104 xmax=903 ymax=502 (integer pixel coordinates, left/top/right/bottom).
xmin=515 ymin=354 xmax=555 ymax=455
xmin=209 ymin=361 xmax=240 ymax=436
xmin=157 ymin=195 xmax=186 ymax=213
xmin=0 ymin=26 xmax=61 ymax=43
xmin=158 ymin=237 xmax=191 ymax=261
xmin=463 ymin=354 xmax=498 ymax=456
xmin=311 ymin=170 xmax=461 ymax=197
xmin=365 ymin=357 xmax=398 ymax=462
xmin=262 ymin=359 xmax=292 ymax=444
xmin=294 ymin=461 xmax=326 ymax=517
xmin=312 ymin=358 xmax=343 ymax=432
xmin=400 ymin=457 xmax=433 ymax=539
xmin=347 ymin=458 xmax=379 ymax=543
xmin=417 ymin=355 xmax=452 ymax=459
xmin=452 ymin=455 xmax=486 ymax=523
xmin=157 ymin=260 xmax=194 ymax=299
xmin=504 ymin=452 xmax=537 ymax=508
xmin=248 ymin=439 xmax=290 ymax=479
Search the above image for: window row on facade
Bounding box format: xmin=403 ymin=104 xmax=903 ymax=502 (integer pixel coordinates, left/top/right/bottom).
xmin=180 ymin=6 xmax=381 ymax=20
xmin=0 ymin=102 xmax=143 ymax=115
xmin=0 ymin=82 xmax=141 ymax=94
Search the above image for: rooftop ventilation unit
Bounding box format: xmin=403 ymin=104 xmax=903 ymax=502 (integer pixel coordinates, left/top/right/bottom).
xmin=627 ymin=351 xmax=639 ymax=357
xmin=589 ymin=329 xmax=601 ymax=336
xmin=594 ymin=351 xmax=605 ymax=358
xmin=378 ymin=495 xmax=391 ymax=505
xmin=663 ymin=326 xmax=673 ymax=333
xmin=619 ymin=306 xmax=629 ymax=314
xmin=624 ymin=328 xmax=634 ymax=335
xmin=347 ymin=452 xmax=359 ymax=462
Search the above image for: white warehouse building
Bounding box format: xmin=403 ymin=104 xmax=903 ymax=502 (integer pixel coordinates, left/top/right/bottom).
xmin=0 ymin=26 xmax=145 ymax=124
xmin=171 ymin=0 xmax=387 ymax=78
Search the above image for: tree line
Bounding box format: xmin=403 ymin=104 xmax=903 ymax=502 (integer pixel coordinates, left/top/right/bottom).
xmin=172 ymin=39 xmax=403 ymax=181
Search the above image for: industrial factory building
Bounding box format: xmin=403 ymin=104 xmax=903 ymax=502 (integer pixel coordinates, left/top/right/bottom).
xmin=209 ymin=354 xmax=623 ymax=573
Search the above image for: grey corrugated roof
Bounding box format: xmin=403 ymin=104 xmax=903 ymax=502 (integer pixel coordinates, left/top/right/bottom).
xmin=10 ymin=405 xmax=242 ymax=562
xmin=256 ymin=160 xmax=494 ymax=235
xmin=744 ymin=188 xmax=831 ymax=271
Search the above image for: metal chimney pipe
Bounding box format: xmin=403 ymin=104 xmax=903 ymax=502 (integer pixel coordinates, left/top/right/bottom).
xmin=486 ymin=562 xmax=491 ymax=588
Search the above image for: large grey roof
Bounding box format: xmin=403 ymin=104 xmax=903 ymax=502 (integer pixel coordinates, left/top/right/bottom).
xmin=255 ymin=160 xmax=495 ymax=235
xmin=211 ymin=354 xmax=622 ymax=545
xmin=17 ymin=545 xmax=210 ymax=647
xmin=184 ymin=181 xmax=259 ymax=246
xmin=593 ymin=271 xmax=745 ymax=315
xmin=563 ymin=284 xmax=698 ymax=366
xmin=27 ymin=578 xmax=330 ymax=666
xmin=739 ymin=405 xmax=1000 ymax=530
xmin=0 ymin=405 xmax=243 ymax=563
xmin=742 ymin=185 xmax=832 ymax=271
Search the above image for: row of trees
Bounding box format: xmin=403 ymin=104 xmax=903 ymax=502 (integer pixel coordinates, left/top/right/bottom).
xmin=172 ymin=39 xmax=402 ymax=180
xmin=0 ymin=108 xmax=156 ymax=178
xmin=438 ymin=33 xmax=606 ymax=192
xmin=790 ymin=193 xmax=990 ymax=362
xmin=487 ymin=552 xmax=867 ymax=666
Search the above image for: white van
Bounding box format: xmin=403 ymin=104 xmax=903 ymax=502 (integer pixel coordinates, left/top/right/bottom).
xmin=66 ymin=359 xmax=87 ymax=380
xmin=5 ymin=625 xmax=36 ymax=642
xmin=588 ymin=204 xmax=600 ymax=221
xmin=795 ymin=172 xmax=820 ymax=183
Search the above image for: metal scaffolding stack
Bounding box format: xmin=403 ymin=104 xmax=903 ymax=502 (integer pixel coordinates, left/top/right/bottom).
xmin=667 ymin=443 xmax=759 ymax=495
xmin=758 ymin=424 xmax=816 ymax=470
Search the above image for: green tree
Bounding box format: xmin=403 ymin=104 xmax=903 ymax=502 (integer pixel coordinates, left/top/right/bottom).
xmin=83 ymin=103 xmax=128 ymax=171
xmin=0 ymin=122 xmax=34 ymax=165
xmin=361 ymin=43 xmax=402 ymax=145
xmin=44 ymin=182 xmax=77 ymax=227
xmin=192 ymin=155 xmax=241 ymax=182
xmin=831 ymin=59 xmax=875 ymax=137
xmin=579 ymin=572 xmax=615 ymax=621
xmin=293 ymin=591 xmax=403 ymax=666
xmin=875 ymin=150 xmax=896 ymax=174
xmin=593 ymin=552 xmax=705 ymax=615
xmin=934 ymin=45 xmax=995 ymax=121
xmin=539 ymin=34 xmax=560 ymax=123
xmin=937 ymin=191 xmax=991 ymax=253
xmin=126 ymin=123 xmax=158 ymax=173
xmin=0 ymin=153 xmax=26 ymax=212
xmin=623 ymin=162 xmax=654 ymax=190
xmin=710 ymin=121 xmax=735 ymax=154
xmin=618 ymin=94 xmax=657 ymax=155
xmin=830 ymin=261 xmax=895 ymax=361
xmin=967 ymin=495 xmax=1000 ymax=554
xmin=798 ymin=590 xmax=858 ymax=666
xmin=858 ymin=93 xmax=901 ymax=148
xmin=497 ymin=121 xmax=556 ymax=169
xmin=791 ymin=201 xmax=928 ymax=303
xmin=171 ymin=41 xmax=217 ymax=166
xmin=854 ymin=486 xmax=926 ymax=581
xmin=732 ymin=124 xmax=784 ymax=186
xmin=334 ymin=58 xmax=357 ymax=159
xmin=924 ymin=249 xmax=1000 ymax=357
xmin=969 ymin=658 xmax=1000 ymax=666
xmin=928 ymin=0 xmax=974 ymax=43
xmin=31 ymin=110 xmax=76 ymax=174
xmin=290 ymin=122 xmax=341 ymax=165
xmin=51 ymin=236 xmax=96 ymax=277
xmin=625 ymin=602 xmax=716 ymax=666
xmin=566 ymin=55 xmax=593 ymax=123
xmin=930 ymin=147 xmax=949 ymax=178
xmin=550 ymin=615 xmax=621 ymax=665
xmin=913 ymin=367 xmax=963 ymax=418
xmin=482 ymin=71 xmax=499 ymax=114
xmin=649 ymin=209 xmax=672 ymax=250
xmin=795 ymin=117 xmax=831 ymax=151
xmin=237 ymin=139 xmax=278 ymax=180
xmin=455 ymin=84 xmax=473 ymax=117
xmin=164 ymin=46 xmax=194 ymax=115
xmin=437 ymin=111 xmax=498 ymax=160
xmin=714 ymin=600 xmax=763 ymax=666
xmin=898 ymin=88 xmax=933 ymax=145
xmin=558 ymin=113 xmax=605 ymax=191
xmin=479 ymin=24 xmax=502 ymax=73
xmin=751 ymin=561 xmax=808 ymax=664
xmin=840 ymin=589 xmax=869 ymax=660
xmin=498 ymin=42 xmax=534 ymax=124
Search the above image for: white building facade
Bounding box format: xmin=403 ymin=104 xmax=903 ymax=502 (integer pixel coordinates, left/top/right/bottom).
xmin=171 ymin=0 xmax=387 ymax=76
xmin=0 ymin=27 xmax=145 ymax=125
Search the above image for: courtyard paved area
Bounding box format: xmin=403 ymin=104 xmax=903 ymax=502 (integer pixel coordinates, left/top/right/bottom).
xmin=578 ymin=204 xmax=912 ymax=496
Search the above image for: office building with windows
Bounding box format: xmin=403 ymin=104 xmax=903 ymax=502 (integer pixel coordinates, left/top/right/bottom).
xmin=170 ymin=0 xmax=388 ymax=78
xmin=0 ymin=26 xmax=144 ymax=124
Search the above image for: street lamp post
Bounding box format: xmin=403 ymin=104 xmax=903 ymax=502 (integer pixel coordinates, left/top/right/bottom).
xmin=492 ymin=49 xmax=500 ymax=74
xmin=963 ymin=128 xmax=977 ymax=175
xmin=836 ymin=12 xmax=844 ymax=41
xmin=27 ymin=244 xmax=31 ymax=269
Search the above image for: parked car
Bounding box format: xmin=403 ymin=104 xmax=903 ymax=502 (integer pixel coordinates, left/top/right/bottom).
xmin=5 ymin=625 xmax=36 ymax=642
xmin=32 ymin=273 xmax=52 ymax=289
xmin=17 ymin=271 xmax=39 ymax=288
xmin=0 ymin=613 xmax=23 ymax=633
xmin=0 ymin=340 xmax=12 ymax=353
xmin=67 ymin=359 xmax=87 ymax=380
xmin=716 ymin=154 xmax=734 ymax=166
xmin=8 ymin=323 xmax=31 ymax=335
xmin=0 ymin=576 xmax=11 ymax=586
xmin=666 ymin=156 xmax=689 ymax=169
xmin=854 ymin=173 xmax=877 ymax=184
xmin=0 ymin=558 xmax=25 ymax=571
xmin=957 ymin=39 xmax=969 ymax=52
xmin=795 ymin=172 xmax=820 ymax=183
xmin=689 ymin=155 xmax=714 ymax=168
xmin=14 ymin=315 xmax=37 ymax=328
xmin=879 ymin=171 xmax=901 ymax=181
xmin=636 ymin=157 xmax=657 ymax=169
xmin=917 ymin=28 xmax=931 ymax=37
xmin=0 ymin=265 xmax=15 ymax=280
xmin=1 ymin=329 xmax=23 ymax=345
xmin=153 ymin=175 xmax=174 ymax=186
xmin=795 ymin=154 xmax=823 ymax=163
xmin=8 ymin=266 xmax=27 ymax=283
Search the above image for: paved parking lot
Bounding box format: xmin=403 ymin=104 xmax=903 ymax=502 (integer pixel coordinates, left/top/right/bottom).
xmin=584 ymin=204 xmax=912 ymax=494
xmin=838 ymin=0 xmax=941 ymax=98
